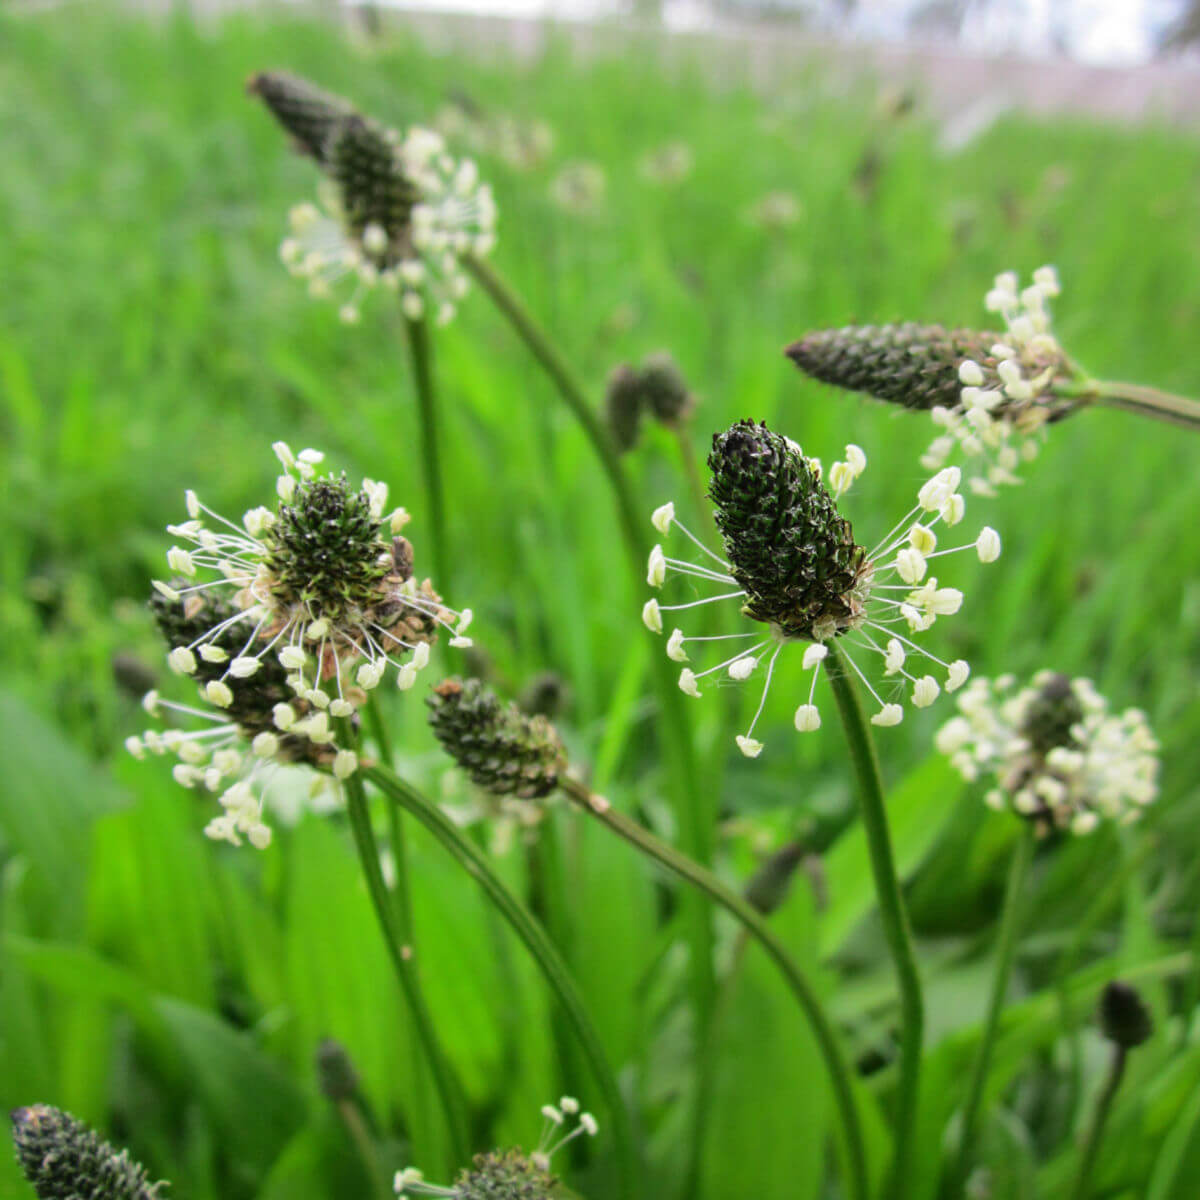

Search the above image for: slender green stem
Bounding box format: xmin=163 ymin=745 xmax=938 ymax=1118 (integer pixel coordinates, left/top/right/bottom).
xmin=557 ymin=775 xmax=869 ymax=1200
xmin=340 ymin=750 xmax=468 ymax=1163
xmin=953 ymin=824 xmax=1035 ymax=1186
xmin=336 ymin=1097 xmax=393 ymax=1200
xmin=1069 ymin=1044 xmax=1127 ymax=1200
xmin=823 ymin=644 xmax=922 ymax=1200
xmin=363 ymin=763 xmax=641 ymax=1200
xmin=365 ymin=694 xmax=396 ymax=769
xmin=672 ymin=424 xmax=711 ymax=541
xmin=1054 ymin=378 xmax=1200 ymax=430
xmin=465 ymin=251 xmax=713 ymax=1173
xmin=403 ymin=314 xmax=449 ymax=590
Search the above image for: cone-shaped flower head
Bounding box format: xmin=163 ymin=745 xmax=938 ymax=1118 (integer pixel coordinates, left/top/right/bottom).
xmin=936 ymin=671 xmax=1159 ymax=835
xmin=644 ymin=419 xmax=1000 ymax=755
xmin=11 ymin=1104 xmax=164 ymax=1200
xmin=130 ymin=443 xmax=474 ymax=847
xmin=246 ymin=70 xmax=354 ymax=163
xmin=1099 ymin=981 xmax=1154 ymax=1049
xmin=787 ymin=266 xmax=1075 ymax=495
xmin=427 ymin=678 xmax=566 ymax=799
xmin=709 ymin=420 xmax=869 ymax=641
xmin=788 ymin=323 xmax=1002 ymax=412
xmin=395 ymin=1098 xmax=597 ymax=1197
xmin=253 ymin=72 xmax=497 ymax=326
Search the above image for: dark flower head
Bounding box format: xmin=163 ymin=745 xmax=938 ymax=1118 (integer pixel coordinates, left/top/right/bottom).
xmin=427 ymin=678 xmax=566 ymax=800
xmin=708 ymin=420 xmax=869 ymax=643
xmin=11 ymin=1104 xmax=164 ymax=1200
xmin=247 ymin=70 xmax=352 ymax=163
xmin=251 ymin=70 xmax=497 ymax=325
xmin=645 ymin=419 xmax=1000 ymax=754
xmin=787 ymin=268 xmax=1076 ymax=496
xmin=1099 ymin=981 xmax=1153 ymax=1050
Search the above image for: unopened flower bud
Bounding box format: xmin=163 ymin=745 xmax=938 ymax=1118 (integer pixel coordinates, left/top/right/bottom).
xmin=1098 ymin=981 xmax=1153 ymax=1049
xmin=604 ymin=363 xmax=643 ymax=453
xmin=639 ymin=351 xmax=695 ymax=426
xmin=315 ymin=1037 xmax=362 ymax=1101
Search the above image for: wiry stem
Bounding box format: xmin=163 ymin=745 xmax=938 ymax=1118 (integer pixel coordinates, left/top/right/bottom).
xmin=952 ymin=824 xmax=1035 ymax=1187
xmin=464 ymin=251 xmax=713 ymax=1171
xmin=557 ymin=775 xmax=869 ymax=1200
xmin=339 ymin=741 xmax=468 ymax=1165
xmin=1068 ymin=1044 xmax=1127 ymax=1200
xmin=363 ymin=762 xmax=642 ymax=1200
xmin=1055 ymin=378 xmax=1200 ymax=430
xmin=823 ymin=643 xmax=923 ymax=1200
xmin=403 ymin=314 xmax=450 ymax=590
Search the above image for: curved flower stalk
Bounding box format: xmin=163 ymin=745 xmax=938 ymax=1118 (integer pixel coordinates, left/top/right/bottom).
xmin=251 ymin=71 xmax=497 ymax=325
xmin=128 ymin=443 xmax=473 ymax=845
xmin=425 ymin=675 xmax=870 ymax=1200
xmin=936 ymin=671 xmax=1159 ymax=835
xmin=394 ymin=1098 xmax=597 ymax=1197
xmin=643 ymin=419 xmax=1000 ymax=756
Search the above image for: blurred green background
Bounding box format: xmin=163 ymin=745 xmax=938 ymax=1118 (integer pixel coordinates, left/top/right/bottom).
xmin=3 ymin=5 xmax=1200 ymax=1198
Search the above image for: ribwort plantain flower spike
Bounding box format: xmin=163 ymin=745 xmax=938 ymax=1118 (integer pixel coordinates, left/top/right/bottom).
xmin=644 ymin=420 xmax=998 ymax=755
xmin=426 ymin=677 xmax=567 ymax=799
xmin=246 ymin=71 xmax=353 ymax=164
xmin=787 ymin=266 xmax=1076 ymax=495
xmin=394 ymin=1098 xmax=597 ymax=1197
xmin=252 ymin=73 xmax=497 ymax=326
xmin=11 ymin=1104 xmax=165 ymax=1200
xmin=131 ymin=444 xmax=473 ymax=846
xmin=936 ymin=672 xmax=1159 ymax=835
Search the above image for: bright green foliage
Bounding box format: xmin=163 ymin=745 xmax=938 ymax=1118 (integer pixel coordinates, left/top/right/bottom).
xmin=3 ymin=7 xmax=1200 ymax=1200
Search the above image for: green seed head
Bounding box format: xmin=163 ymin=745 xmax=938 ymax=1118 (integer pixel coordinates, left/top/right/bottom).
xmin=1099 ymin=981 xmax=1153 ymax=1050
xmin=263 ymin=474 xmax=391 ymax=626
xmin=1019 ymin=672 xmax=1085 ymax=757
xmin=247 ymin=70 xmax=354 ymax=165
xmin=786 ymin=323 xmax=1005 ymax=411
xmin=604 ymin=364 xmax=643 ymax=453
xmin=427 ymin=678 xmax=567 ymax=800
xmin=327 ymin=114 xmax=419 ymax=261
xmin=11 ymin=1104 xmax=164 ymax=1200
xmin=708 ymin=420 xmax=869 ymax=642
xmin=639 ymin=351 xmax=694 ymax=425
xmin=453 ymin=1148 xmax=556 ymax=1200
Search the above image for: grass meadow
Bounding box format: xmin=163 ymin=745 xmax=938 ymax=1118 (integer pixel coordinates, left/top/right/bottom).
xmin=3 ymin=5 xmax=1200 ymax=1198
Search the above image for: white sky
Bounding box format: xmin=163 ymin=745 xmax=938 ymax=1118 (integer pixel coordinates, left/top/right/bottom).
xmin=373 ymin=0 xmax=1184 ymax=65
